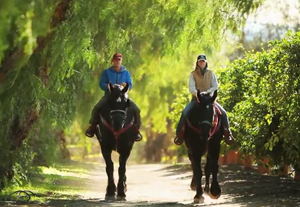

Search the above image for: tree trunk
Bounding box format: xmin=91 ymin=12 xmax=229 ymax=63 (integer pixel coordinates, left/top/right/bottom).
xmin=57 ymin=130 xmax=71 ymax=160
xmin=0 ymin=0 xmax=73 ymax=189
xmin=294 ymin=164 xmax=300 ymax=181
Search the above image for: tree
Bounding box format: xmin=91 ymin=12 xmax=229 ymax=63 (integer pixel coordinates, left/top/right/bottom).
xmin=0 ymin=0 xmax=262 ymax=188
xmin=218 ymin=31 xmax=300 ymax=169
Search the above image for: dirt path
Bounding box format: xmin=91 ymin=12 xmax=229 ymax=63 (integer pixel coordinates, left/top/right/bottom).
xmin=4 ymin=162 xmax=300 ymax=207
xmin=78 ymin=164 xmax=237 ymax=206
xmin=42 ymin=163 xmax=300 ymax=207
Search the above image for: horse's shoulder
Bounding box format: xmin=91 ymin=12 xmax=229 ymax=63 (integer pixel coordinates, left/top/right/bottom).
xmin=125 ymin=107 xmax=134 ymax=116
xmin=187 ymin=105 xmax=198 ymax=120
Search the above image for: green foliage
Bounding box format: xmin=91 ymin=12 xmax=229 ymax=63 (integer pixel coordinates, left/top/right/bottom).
xmin=168 ymin=86 xmax=190 ymax=128
xmin=218 ymin=30 xmax=300 ymax=165
xmin=2 ymin=142 xmax=39 ymax=188
xmin=0 ymin=0 xmax=262 ymax=188
xmin=0 ymin=161 xmax=96 ymax=201
xmin=0 ymin=0 xmax=57 ymax=64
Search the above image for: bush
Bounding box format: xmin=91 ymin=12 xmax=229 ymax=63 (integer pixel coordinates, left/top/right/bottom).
xmin=218 ymin=30 xmax=300 ymax=166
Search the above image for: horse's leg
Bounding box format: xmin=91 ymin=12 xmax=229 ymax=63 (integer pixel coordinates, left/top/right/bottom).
xmin=208 ymin=136 xmax=222 ymax=199
xmin=204 ymin=153 xmax=211 ymax=194
xmin=102 ymin=148 xmax=116 ymax=198
xmin=117 ymin=150 xmax=130 ymax=198
xmin=189 ymin=150 xmax=204 ymax=203
xmin=188 ymin=150 xmax=197 ymax=191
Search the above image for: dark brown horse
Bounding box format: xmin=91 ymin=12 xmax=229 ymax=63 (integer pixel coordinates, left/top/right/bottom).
xmin=95 ymin=83 xmax=137 ymax=199
xmin=183 ymin=90 xmax=223 ymax=203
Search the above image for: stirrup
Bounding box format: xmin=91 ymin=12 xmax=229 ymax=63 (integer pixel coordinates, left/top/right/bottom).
xmin=224 ymin=135 xmax=234 ymax=145
xmin=134 ymin=131 xmax=142 ymax=142
xmin=85 ymin=131 xmax=94 ymax=138
xmin=174 ymin=136 xmax=184 ymax=145
xmin=135 ymin=136 xmax=142 ymax=142
xmin=85 ymin=126 xmax=96 ymax=138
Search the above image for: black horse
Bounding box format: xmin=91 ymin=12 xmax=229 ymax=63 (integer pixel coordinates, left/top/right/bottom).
xmin=183 ymin=90 xmax=223 ymax=203
xmin=95 ymin=83 xmax=137 ymax=199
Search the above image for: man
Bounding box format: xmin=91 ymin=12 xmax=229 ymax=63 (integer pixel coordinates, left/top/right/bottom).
xmin=174 ymin=54 xmax=234 ymax=145
xmin=85 ymin=53 xmax=142 ymax=141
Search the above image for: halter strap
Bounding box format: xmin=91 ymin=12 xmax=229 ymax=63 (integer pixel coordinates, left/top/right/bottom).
xmin=186 ymin=104 xmax=221 ymax=140
xmin=100 ymin=115 xmax=135 ymax=139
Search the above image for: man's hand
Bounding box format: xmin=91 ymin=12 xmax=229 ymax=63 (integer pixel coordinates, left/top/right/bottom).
xmin=120 ymin=82 xmax=127 ymax=87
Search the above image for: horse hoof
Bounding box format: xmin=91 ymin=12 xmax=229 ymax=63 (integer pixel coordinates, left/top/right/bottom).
xmin=193 ymin=196 xmax=204 ymax=203
xmin=209 ymin=187 xmax=221 ymax=199
xmin=116 ymin=195 xmax=126 ymax=201
xmin=209 ymin=193 xmax=221 ymax=199
xmin=105 ymin=194 xmax=115 ymax=201
xmin=210 ymin=182 xmax=221 ymax=199
xmin=116 ymin=193 xmax=126 ymax=200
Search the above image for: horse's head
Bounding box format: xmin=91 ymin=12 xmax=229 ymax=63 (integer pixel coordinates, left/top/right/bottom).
xmin=190 ymin=90 xmax=217 ymax=140
xmin=107 ymin=82 xmax=130 ymax=131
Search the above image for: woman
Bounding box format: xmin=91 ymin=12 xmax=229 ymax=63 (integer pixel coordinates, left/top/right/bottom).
xmin=174 ymin=54 xmax=234 ymax=145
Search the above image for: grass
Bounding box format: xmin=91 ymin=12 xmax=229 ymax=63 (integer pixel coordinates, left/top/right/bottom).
xmin=0 ymin=160 xmax=98 ymax=204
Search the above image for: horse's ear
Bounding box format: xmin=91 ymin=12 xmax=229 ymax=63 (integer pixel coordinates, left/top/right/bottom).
xmin=121 ymin=83 xmax=129 ymax=93
xmin=108 ymin=82 xmax=113 ymax=92
xmin=211 ymin=90 xmax=218 ymax=102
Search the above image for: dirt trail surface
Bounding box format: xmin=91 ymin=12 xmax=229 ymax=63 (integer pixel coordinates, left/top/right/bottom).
xmin=3 ymin=163 xmax=300 ymax=207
